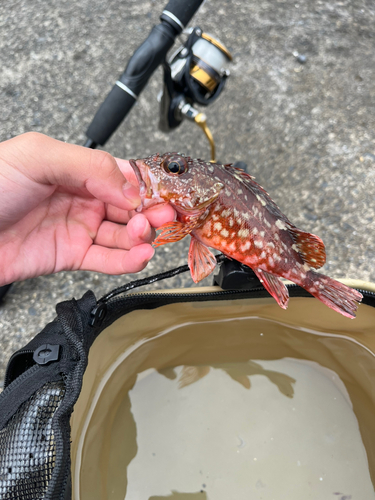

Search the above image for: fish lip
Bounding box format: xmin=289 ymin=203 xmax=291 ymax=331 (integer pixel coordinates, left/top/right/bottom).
xmin=131 ymin=159 xmax=165 ymax=210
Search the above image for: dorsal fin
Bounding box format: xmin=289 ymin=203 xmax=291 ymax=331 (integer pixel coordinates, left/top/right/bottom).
xmin=288 ymin=227 xmax=326 ymax=269
xmin=223 ymin=163 xmax=292 ymax=222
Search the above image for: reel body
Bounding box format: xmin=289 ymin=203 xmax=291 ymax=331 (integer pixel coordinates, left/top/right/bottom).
xmin=159 ymin=27 xmax=232 ymax=161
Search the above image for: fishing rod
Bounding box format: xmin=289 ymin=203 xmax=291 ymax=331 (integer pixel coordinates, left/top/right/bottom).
xmin=84 ymin=0 xmax=232 ymax=162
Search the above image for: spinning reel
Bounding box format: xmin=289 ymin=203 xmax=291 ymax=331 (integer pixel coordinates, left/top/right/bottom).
xmin=159 ymin=27 xmax=232 ymax=162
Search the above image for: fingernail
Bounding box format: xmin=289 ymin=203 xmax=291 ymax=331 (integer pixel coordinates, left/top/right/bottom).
xmin=123 ymin=182 xmax=141 ymax=207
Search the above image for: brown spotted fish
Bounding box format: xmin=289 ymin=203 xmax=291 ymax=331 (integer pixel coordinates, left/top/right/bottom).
xmin=129 ymin=153 xmax=362 ymax=318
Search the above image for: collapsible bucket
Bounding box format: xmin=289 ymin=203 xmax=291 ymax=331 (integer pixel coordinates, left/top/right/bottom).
xmin=1 ymin=264 xmax=374 ymax=499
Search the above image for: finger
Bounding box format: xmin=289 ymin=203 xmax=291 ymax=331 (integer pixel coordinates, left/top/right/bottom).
xmin=105 ymin=205 xmax=131 ymax=224
xmin=80 ymin=243 xmax=155 ymax=274
xmin=142 ymin=204 xmax=176 ymax=228
xmin=95 ymin=215 xmax=155 ymax=249
xmin=115 ymin=158 xmax=138 ymax=182
xmin=4 ymin=132 xmax=141 ymax=211
xmin=105 ymin=202 xmax=176 ymax=227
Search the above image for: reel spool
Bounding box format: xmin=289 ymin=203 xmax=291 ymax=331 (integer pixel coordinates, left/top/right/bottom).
xmin=159 ymin=27 xmax=232 ymax=161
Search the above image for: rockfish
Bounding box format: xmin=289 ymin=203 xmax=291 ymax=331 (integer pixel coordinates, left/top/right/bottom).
xmin=129 ymin=153 xmax=362 ymax=318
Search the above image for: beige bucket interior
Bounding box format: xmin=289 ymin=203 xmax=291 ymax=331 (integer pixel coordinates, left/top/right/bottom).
xmin=71 ymin=281 xmax=375 ymax=500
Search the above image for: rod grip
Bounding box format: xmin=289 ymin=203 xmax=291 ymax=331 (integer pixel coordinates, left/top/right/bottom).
xmin=161 ymin=0 xmax=204 ymax=30
xmin=86 ymin=85 xmax=136 ymax=146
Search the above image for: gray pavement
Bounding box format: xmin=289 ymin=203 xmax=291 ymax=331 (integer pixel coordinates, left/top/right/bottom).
xmin=0 ymin=0 xmax=374 ymax=382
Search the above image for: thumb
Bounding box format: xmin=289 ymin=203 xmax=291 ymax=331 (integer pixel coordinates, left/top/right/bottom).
xmin=5 ymin=132 xmax=141 ymax=211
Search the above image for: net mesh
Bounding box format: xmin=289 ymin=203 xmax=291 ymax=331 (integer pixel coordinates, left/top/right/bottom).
xmin=0 ymin=381 xmax=65 ymax=500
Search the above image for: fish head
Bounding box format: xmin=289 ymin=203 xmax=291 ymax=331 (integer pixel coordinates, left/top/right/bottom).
xmin=133 ymin=153 xmax=224 ymax=214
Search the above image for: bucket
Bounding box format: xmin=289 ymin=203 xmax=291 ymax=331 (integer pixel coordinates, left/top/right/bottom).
xmin=69 ymin=280 xmax=375 ymax=500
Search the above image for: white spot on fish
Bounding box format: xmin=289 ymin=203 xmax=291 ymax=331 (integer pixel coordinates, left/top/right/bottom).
xmin=212 ymin=214 xmax=219 ymax=221
xmin=238 ymin=228 xmax=250 ymax=238
xmin=268 ymin=256 xmax=274 ymax=266
xmin=237 ymin=189 xmax=243 ymax=195
xmin=256 ymin=194 xmax=266 ymax=206
xmin=229 ymin=218 xmax=234 ymax=227
xmin=260 ymin=251 xmax=266 ymax=259
xmin=303 ymin=263 xmax=310 ymax=272
xmin=214 ymin=222 xmax=222 ymax=231
xmin=221 ymin=209 xmax=231 ymax=217
xmin=291 ymin=244 xmax=299 ymax=252
xmin=241 ymin=241 xmax=251 ymax=251
xmin=260 ymin=231 xmax=265 ymax=237
xmin=267 ymin=242 xmax=275 ymax=248
xmin=254 ymin=240 xmax=263 ymax=249
xmin=264 ymin=219 xmax=271 ymax=228
xmin=252 ymin=227 xmax=258 ymax=235
xmin=275 ymin=219 xmax=287 ymax=230
xmin=225 ymin=189 xmax=231 ymax=197
xmin=221 ymin=228 xmax=229 ymax=238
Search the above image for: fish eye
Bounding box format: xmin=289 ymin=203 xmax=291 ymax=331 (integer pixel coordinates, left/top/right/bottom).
xmin=161 ymin=155 xmax=188 ymax=175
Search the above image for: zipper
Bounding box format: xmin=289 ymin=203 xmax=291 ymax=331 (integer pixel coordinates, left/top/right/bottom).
xmin=4 ymin=344 xmax=61 ymax=388
xmin=91 ymin=276 xmax=375 ymax=328
xmin=1 ymin=363 xmax=40 ymax=400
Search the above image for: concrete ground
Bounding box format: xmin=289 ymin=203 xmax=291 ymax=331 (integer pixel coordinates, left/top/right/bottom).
xmin=0 ymin=0 xmax=374 ymax=383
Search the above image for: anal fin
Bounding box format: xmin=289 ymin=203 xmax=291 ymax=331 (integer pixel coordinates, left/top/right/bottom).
xmin=188 ymin=236 xmax=217 ymax=283
xmin=254 ymin=268 xmax=289 ymax=309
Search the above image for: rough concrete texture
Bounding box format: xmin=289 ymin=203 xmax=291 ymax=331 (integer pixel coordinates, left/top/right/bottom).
xmin=0 ymin=0 xmax=374 ymax=382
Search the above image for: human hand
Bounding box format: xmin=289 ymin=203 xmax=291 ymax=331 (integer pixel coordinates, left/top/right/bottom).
xmin=0 ymin=132 xmax=175 ymax=285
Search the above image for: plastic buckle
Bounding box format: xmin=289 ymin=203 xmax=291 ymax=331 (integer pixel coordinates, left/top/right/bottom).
xmin=213 ymin=259 xmax=262 ymax=290
xmin=33 ymin=344 xmax=60 ymax=365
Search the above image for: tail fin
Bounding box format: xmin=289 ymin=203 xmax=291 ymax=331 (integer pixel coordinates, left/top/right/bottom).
xmin=304 ymin=270 xmax=362 ymax=319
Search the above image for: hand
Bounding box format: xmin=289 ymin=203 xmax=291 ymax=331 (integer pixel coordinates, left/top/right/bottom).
xmin=0 ymin=132 xmax=175 ymax=285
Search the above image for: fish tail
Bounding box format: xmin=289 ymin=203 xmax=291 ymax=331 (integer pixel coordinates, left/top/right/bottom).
xmin=303 ymin=270 xmax=363 ymax=319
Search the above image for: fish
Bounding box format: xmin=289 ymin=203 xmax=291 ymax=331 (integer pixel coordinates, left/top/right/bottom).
xmin=129 ymin=153 xmax=362 ymax=318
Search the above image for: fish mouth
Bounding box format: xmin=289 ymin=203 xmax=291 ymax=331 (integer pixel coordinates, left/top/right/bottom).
xmin=129 ymin=159 xmax=165 ymax=211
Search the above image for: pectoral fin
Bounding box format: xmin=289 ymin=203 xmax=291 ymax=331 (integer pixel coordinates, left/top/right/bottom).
xmin=153 ymin=216 xmax=201 ymax=247
xmin=188 ymin=236 xmax=217 ymax=283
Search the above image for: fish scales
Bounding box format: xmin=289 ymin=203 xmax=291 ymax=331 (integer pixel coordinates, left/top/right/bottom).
xmin=193 ymin=165 xmax=306 ymax=275
xmin=130 ymin=153 xmax=362 ymax=319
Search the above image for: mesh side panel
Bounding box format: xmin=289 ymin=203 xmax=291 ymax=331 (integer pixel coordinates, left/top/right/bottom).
xmin=0 ymin=381 xmax=65 ymax=500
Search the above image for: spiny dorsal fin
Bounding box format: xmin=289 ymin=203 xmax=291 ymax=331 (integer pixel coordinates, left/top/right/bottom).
xmin=223 ymin=163 xmax=292 ymax=223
